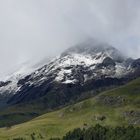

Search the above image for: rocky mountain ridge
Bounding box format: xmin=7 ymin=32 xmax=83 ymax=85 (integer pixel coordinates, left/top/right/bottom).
xmin=0 ymin=40 xmax=140 ymax=108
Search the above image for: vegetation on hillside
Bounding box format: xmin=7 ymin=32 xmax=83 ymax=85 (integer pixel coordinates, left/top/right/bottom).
xmin=0 ymin=78 xmax=139 ymax=140
xmin=51 ymin=124 xmax=140 ymax=140
xmin=10 ymin=125 xmax=140 ymax=140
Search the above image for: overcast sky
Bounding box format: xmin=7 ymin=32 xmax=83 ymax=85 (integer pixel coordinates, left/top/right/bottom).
xmin=0 ymin=0 xmax=140 ymax=79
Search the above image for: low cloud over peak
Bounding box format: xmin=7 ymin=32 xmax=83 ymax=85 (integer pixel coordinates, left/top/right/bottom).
xmin=0 ymin=0 xmax=140 ymax=78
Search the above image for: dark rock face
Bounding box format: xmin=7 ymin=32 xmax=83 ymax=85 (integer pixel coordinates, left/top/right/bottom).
xmin=97 ymin=57 xmax=116 ymax=69
xmin=8 ymin=78 xmax=127 ymax=109
xmin=0 ymin=81 xmax=11 ymax=88
xmin=131 ymin=58 xmax=140 ymax=68
xmin=102 ymin=57 xmax=116 ymax=67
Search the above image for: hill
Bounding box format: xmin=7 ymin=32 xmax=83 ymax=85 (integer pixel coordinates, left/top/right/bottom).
xmin=0 ymin=77 xmax=139 ymax=140
xmin=1 ymin=40 xmax=140 ymax=111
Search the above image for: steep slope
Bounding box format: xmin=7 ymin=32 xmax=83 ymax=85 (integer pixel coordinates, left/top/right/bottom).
xmin=6 ymin=41 xmax=133 ymax=104
xmin=0 ymin=58 xmax=51 ymax=107
xmin=0 ymin=40 xmax=140 ymax=110
xmin=0 ymin=58 xmax=51 ymax=95
xmin=0 ymin=77 xmax=139 ymax=140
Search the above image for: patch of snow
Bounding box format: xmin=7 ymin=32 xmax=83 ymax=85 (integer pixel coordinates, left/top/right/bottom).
xmin=55 ymin=70 xmax=64 ymax=82
xmin=115 ymin=63 xmax=126 ymax=76
xmin=62 ymin=79 xmax=77 ymax=84
xmin=58 ymin=53 xmax=105 ymax=67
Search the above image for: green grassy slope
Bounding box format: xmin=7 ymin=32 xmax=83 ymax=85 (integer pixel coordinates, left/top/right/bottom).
xmin=0 ymin=78 xmax=140 ymax=140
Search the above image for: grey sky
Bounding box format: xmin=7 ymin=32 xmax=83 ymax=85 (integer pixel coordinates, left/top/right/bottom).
xmin=0 ymin=0 xmax=140 ymax=79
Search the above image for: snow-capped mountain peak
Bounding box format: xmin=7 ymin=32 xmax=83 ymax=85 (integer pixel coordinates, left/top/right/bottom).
xmin=0 ymin=40 xmax=138 ymax=100
xmin=19 ymin=40 xmax=130 ymax=87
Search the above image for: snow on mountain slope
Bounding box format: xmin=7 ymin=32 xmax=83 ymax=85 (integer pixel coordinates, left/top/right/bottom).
xmin=0 ymin=58 xmax=51 ymax=95
xmin=0 ymin=65 xmax=35 ymax=95
xmin=6 ymin=42 xmax=129 ymax=97
xmin=0 ymin=40 xmax=136 ymax=97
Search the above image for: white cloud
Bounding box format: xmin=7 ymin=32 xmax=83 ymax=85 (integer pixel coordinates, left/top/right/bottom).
xmin=0 ymin=0 xmax=140 ymax=78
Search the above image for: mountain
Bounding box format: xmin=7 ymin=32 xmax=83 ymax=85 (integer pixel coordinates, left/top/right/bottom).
xmin=0 ymin=77 xmax=140 ymax=140
xmin=0 ymin=39 xmax=140 ymax=110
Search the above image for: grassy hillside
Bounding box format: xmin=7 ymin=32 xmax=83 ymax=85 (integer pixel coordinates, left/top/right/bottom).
xmin=0 ymin=78 xmax=140 ymax=140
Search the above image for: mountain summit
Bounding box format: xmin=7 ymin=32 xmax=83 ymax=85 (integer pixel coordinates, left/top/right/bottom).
xmin=62 ymin=39 xmax=125 ymax=61
xmin=0 ymin=39 xmax=140 ymax=108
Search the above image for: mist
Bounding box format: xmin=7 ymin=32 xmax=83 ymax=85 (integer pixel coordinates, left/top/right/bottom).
xmin=0 ymin=0 xmax=140 ymax=79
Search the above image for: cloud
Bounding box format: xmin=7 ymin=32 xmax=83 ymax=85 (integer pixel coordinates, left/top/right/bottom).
xmin=0 ymin=0 xmax=140 ymax=78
